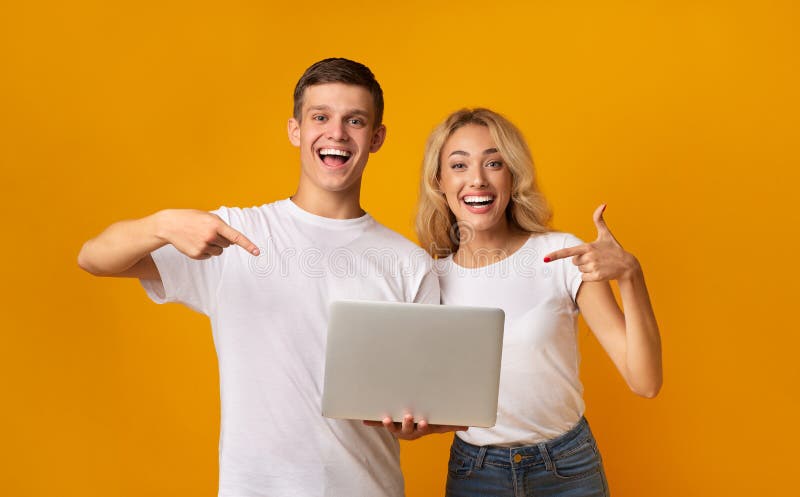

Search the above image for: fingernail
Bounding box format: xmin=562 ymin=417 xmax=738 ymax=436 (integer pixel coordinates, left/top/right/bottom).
xmin=543 ymin=257 xmax=551 ymax=263
xmin=601 ymin=204 xmax=607 ymax=213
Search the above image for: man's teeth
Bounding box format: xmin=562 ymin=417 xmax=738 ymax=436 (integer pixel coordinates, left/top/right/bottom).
xmin=319 ymin=148 xmax=351 ymax=157
xmin=463 ymin=195 xmax=494 ymax=206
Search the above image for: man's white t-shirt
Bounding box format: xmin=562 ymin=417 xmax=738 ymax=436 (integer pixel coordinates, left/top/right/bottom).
xmin=436 ymin=232 xmax=585 ymax=446
xmin=141 ymin=199 xmax=439 ymax=497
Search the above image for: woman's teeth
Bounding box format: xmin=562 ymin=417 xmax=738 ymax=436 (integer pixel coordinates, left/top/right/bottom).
xmin=463 ymin=195 xmax=495 ymax=206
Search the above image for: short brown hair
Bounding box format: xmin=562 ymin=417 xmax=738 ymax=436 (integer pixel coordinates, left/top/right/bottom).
xmin=293 ymin=58 xmax=384 ymax=126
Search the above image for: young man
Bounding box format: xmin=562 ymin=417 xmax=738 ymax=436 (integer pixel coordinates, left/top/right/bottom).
xmin=79 ymin=58 xmax=454 ymax=497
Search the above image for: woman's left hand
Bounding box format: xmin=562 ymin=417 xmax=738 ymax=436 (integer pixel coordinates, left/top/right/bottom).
xmin=543 ymin=204 xmax=640 ymax=282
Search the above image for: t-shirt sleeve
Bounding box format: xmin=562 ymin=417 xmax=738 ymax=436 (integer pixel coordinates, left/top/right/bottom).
xmin=408 ymin=247 xmax=441 ymax=305
xmin=139 ymin=207 xmax=230 ymax=316
xmin=560 ymin=233 xmax=585 ymax=304
xmin=413 ymin=268 xmax=441 ymax=305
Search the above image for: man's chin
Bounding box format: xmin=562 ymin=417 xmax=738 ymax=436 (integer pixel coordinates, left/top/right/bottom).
xmin=308 ymin=176 xmax=361 ymax=194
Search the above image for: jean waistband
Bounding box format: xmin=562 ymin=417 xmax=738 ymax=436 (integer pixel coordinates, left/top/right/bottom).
xmin=452 ymin=417 xmax=594 ymax=469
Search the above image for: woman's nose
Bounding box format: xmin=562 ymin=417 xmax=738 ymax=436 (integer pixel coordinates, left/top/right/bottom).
xmin=469 ymin=168 xmax=488 ymax=187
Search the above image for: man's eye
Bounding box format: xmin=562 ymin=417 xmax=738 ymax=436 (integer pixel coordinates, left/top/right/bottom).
xmin=313 ymin=115 xmax=327 ymax=122
xmin=348 ymin=118 xmax=363 ymax=126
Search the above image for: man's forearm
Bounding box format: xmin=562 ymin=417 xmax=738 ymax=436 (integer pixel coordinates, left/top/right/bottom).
xmin=78 ymin=212 xmax=167 ymax=276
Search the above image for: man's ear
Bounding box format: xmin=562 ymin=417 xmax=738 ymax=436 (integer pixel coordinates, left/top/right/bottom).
xmin=369 ymin=124 xmax=387 ymax=153
xmin=287 ymin=118 xmax=301 ymax=147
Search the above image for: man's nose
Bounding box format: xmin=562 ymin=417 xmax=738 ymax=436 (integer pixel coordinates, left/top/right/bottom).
xmin=327 ymin=120 xmax=348 ymax=141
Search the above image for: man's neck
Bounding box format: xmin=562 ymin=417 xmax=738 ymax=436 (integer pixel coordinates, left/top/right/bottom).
xmin=290 ymin=186 xmax=365 ymax=219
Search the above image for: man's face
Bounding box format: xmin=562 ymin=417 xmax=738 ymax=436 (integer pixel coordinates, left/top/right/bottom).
xmin=288 ymin=83 xmax=386 ymax=196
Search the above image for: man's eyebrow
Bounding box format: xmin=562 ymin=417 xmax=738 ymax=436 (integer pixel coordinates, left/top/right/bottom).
xmin=307 ymin=105 xmax=332 ymax=112
xmin=306 ymin=105 xmax=370 ymax=118
xmin=448 ymin=148 xmax=499 ymax=158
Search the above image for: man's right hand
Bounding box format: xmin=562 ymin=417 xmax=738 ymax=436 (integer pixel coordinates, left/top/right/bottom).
xmin=157 ymin=209 xmax=260 ymax=259
xmin=78 ymin=208 xmax=260 ymax=280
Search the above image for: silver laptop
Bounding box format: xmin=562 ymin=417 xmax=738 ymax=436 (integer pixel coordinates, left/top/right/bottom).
xmin=322 ymin=300 xmax=505 ymax=428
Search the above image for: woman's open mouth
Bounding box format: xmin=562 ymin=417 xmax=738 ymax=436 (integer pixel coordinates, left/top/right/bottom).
xmin=462 ymin=195 xmax=495 ymax=213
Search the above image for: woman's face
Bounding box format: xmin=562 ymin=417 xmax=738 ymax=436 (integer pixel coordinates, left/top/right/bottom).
xmin=438 ymin=124 xmax=513 ymax=237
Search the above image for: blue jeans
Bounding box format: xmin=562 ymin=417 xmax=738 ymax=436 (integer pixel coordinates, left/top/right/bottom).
xmin=446 ymin=417 xmax=610 ymax=497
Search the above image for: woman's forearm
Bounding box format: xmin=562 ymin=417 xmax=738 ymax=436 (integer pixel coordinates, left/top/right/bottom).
xmin=617 ymin=260 xmax=663 ymax=398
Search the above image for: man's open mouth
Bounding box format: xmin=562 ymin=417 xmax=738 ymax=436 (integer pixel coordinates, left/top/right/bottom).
xmin=318 ymin=148 xmax=352 ymax=167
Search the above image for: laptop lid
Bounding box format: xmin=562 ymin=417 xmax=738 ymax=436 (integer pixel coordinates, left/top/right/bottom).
xmin=322 ymin=300 xmax=505 ymax=428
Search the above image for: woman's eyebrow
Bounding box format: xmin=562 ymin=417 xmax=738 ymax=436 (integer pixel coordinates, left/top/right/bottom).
xmin=448 ymin=148 xmax=499 ymax=158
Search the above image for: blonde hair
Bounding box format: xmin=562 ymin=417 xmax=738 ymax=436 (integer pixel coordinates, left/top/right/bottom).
xmin=415 ymin=108 xmax=552 ymax=257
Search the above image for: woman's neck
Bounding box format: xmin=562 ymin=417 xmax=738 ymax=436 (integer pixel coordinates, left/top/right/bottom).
xmin=454 ymin=225 xmax=530 ymax=269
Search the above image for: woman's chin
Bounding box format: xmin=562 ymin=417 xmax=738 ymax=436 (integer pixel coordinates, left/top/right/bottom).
xmin=454 ymin=215 xmax=508 ymax=239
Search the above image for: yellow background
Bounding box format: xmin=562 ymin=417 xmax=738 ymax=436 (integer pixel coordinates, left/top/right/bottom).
xmin=2 ymin=1 xmax=798 ymax=495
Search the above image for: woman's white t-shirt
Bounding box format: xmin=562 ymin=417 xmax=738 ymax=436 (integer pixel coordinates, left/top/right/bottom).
xmin=437 ymin=232 xmax=585 ymax=446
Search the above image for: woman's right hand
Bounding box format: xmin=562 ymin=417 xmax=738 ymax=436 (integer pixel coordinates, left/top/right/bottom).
xmin=543 ymin=204 xmax=662 ymax=398
xmin=543 ymin=204 xmax=639 ymax=283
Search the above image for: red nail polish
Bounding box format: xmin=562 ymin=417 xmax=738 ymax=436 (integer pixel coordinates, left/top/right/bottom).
xmin=543 ymin=257 xmax=551 ymax=263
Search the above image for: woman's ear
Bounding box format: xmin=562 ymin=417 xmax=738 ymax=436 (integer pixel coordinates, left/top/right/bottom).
xmin=434 ymin=176 xmax=445 ymax=194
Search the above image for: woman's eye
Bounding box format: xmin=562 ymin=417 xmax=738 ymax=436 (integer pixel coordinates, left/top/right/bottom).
xmin=487 ymin=160 xmax=503 ymax=168
xmin=451 ymin=163 xmax=466 ymax=170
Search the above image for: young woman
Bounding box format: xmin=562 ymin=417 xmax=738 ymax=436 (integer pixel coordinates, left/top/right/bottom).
xmin=415 ymin=108 xmax=662 ymax=496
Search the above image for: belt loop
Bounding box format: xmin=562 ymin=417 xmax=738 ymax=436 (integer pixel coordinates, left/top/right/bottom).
xmin=475 ymin=446 xmax=487 ymax=469
xmin=537 ymin=442 xmax=554 ymax=472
